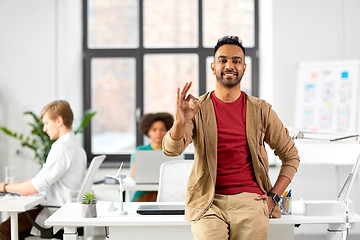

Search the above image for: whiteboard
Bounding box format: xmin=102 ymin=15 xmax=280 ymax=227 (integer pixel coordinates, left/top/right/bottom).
xmin=296 ymin=60 xmax=360 ymax=134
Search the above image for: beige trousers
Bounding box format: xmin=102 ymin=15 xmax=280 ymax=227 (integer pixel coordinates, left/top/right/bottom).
xmin=191 ymin=192 xmax=269 ymax=240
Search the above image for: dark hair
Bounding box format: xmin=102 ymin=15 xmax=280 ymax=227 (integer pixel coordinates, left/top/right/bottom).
xmin=214 ymin=35 xmax=246 ymax=56
xmin=40 ymin=100 xmax=73 ymax=128
xmin=139 ymin=112 xmax=174 ymax=136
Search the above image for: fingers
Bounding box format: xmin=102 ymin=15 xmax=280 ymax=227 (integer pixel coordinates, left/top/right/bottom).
xmin=176 ymin=87 xmax=180 ymax=104
xmin=180 ymin=82 xmax=192 ymax=100
xmin=178 ymin=82 xmax=200 ymax=112
xmin=256 ymin=194 xmax=267 ymax=200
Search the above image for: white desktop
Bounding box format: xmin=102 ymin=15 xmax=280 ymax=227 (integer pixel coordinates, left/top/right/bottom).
xmin=45 ymin=200 xmax=360 ymax=240
xmin=0 ymin=194 xmax=45 ymax=240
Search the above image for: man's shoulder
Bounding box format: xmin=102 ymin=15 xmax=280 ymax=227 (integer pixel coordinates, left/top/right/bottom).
xmin=245 ymin=93 xmax=262 ymax=103
xmin=52 ymin=133 xmax=85 ymax=157
xmin=245 ymin=94 xmax=272 ymax=108
xmin=198 ymin=92 xmax=212 ymax=102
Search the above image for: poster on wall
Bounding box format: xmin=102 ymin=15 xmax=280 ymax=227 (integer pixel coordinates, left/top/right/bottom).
xmin=295 ymin=60 xmax=360 ymax=134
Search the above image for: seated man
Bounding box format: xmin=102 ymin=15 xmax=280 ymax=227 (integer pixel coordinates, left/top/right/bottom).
xmin=0 ymin=100 xmax=87 ymax=239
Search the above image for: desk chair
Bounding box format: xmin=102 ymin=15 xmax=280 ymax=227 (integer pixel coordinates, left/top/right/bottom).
xmin=156 ymin=160 xmax=194 ymax=202
xmin=25 ymin=155 xmax=106 ymax=239
xmin=76 ymin=155 xmax=106 ymax=202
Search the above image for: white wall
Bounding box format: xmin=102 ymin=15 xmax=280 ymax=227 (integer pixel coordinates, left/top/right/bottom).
xmin=0 ymin=0 xmax=82 ymax=181
xmin=264 ymin=0 xmax=360 ymax=125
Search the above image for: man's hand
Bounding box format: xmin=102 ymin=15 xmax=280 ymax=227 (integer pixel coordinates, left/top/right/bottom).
xmin=256 ymin=176 xmax=290 ymax=216
xmin=176 ymin=82 xmax=200 ymax=125
xmin=256 ymin=194 xmax=276 ymax=215
xmin=170 ymin=82 xmax=200 ymax=140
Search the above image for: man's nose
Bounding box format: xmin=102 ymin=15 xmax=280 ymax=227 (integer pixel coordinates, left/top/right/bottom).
xmin=225 ymin=61 xmax=234 ymax=70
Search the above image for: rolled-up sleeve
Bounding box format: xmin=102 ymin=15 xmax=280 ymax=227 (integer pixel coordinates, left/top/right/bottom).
xmin=162 ymin=131 xmax=185 ymax=156
xmin=162 ymin=120 xmax=194 ymax=156
xmin=264 ymin=105 xmax=300 ymax=181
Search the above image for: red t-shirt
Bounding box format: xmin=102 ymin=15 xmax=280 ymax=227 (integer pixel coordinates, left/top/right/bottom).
xmin=211 ymin=91 xmax=262 ymax=195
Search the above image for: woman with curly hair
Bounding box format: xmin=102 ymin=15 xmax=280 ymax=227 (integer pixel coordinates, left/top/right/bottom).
xmin=130 ymin=112 xmax=174 ymax=202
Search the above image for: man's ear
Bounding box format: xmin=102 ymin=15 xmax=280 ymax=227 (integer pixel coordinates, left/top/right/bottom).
xmin=56 ymin=116 xmax=64 ymax=126
xmin=211 ymin=62 xmax=215 ymax=75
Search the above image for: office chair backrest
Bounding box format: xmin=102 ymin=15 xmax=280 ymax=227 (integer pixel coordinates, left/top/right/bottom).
xmin=76 ymin=155 xmax=106 ymax=202
xmin=157 ymin=160 xmax=194 ymax=202
xmin=24 ymin=156 xmax=106 ymax=239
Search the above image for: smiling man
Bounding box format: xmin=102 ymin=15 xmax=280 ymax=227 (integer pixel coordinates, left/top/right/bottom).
xmin=0 ymin=100 xmax=86 ymax=239
xmin=162 ymin=36 xmax=300 ymax=240
xmin=212 ymin=44 xmax=245 ymax=88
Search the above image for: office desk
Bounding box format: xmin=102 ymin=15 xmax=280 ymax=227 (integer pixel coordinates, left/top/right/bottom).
xmin=45 ymin=201 xmax=360 ymax=240
xmin=92 ymin=177 xmax=158 ymax=202
xmin=0 ymin=195 xmax=45 ymax=240
xmin=123 ymin=177 xmax=158 ymax=202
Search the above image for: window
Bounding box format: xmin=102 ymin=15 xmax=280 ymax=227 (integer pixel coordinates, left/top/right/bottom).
xmin=90 ymin=58 xmax=136 ymax=154
xmin=83 ymin=0 xmax=259 ymax=165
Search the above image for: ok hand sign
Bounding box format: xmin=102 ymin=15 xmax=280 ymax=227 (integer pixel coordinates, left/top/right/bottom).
xmin=175 ymin=82 xmax=200 ymax=125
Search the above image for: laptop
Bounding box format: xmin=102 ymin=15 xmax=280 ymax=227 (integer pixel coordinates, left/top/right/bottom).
xmin=137 ymin=204 xmax=185 ymax=215
xmin=134 ymin=150 xmax=184 ymax=184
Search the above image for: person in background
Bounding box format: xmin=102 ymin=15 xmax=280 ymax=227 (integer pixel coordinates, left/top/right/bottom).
xmin=131 ymin=112 xmax=174 ymax=202
xmin=0 ymin=100 xmax=87 ymax=239
xmin=162 ymin=36 xmax=300 ymax=240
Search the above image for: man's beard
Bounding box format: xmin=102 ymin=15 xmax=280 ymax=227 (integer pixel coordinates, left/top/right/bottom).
xmin=216 ymin=72 xmax=243 ymax=88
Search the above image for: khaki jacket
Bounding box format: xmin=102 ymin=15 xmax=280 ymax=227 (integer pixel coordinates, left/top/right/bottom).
xmin=163 ymin=92 xmax=300 ymax=220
